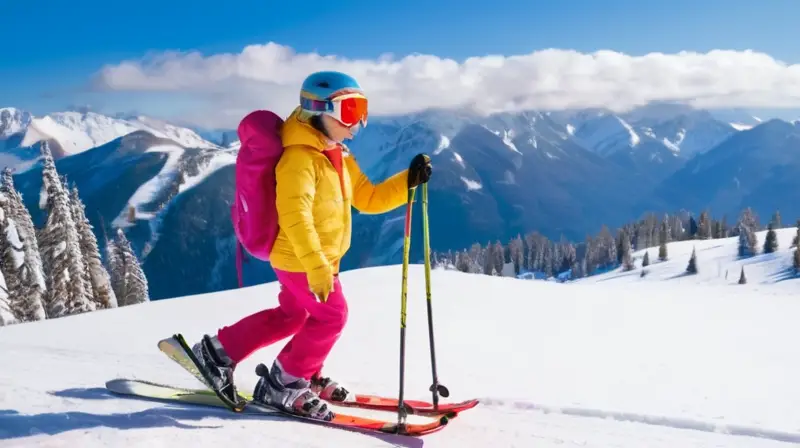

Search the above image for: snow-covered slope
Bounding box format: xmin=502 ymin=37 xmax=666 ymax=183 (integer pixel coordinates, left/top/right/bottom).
xmin=2 ymin=237 xmax=800 ymax=447
xmin=579 ymin=226 xmax=799 ymax=287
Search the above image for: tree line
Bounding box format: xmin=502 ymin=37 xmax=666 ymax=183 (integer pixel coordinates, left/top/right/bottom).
xmin=0 ymin=142 xmax=149 ymax=326
xmin=432 ymin=206 xmax=800 ymax=281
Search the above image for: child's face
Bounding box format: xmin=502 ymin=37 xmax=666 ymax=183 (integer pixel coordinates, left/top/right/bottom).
xmin=321 ymin=114 xmax=354 ymax=142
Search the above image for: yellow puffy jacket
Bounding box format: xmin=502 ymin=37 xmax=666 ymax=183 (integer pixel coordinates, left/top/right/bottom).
xmin=270 ymin=108 xmax=409 ymax=276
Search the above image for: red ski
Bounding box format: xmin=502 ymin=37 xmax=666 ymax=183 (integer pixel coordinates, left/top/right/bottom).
xmin=340 ymin=393 xmax=478 ymax=416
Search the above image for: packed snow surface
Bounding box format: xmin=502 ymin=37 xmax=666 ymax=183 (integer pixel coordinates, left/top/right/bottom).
xmin=1 ymin=228 xmax=800 ymax=447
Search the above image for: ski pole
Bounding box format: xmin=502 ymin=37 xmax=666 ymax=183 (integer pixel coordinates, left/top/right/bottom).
xmin=420 ymin=182 xmax=449 ymax=409
xmin=396 ymin=186 xmax=416 ymax=431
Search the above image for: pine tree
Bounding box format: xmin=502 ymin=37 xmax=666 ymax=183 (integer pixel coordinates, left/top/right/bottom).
xmin=642 ymin=251 xmax=650 ymax=267
xmin=697 ymin=211 xmax=712 ymax=239
xmin=738 ymin=266 xmax=747 ymax=284
xmin=794 ymin=248 xmax=800 ymax=274
xmin=763 ymin=222 xmax=778 ymax=254
xmin=0 ymin=266 xmax=16 ymax=326
xmin=64 ymin=182 xmax=94 ymax=307
xmin=792 ymin=220 xmax=800 ymax=248
xmin=736 ymin=208 xmax=758 ymax=258
xmin=772 ymin=210 xmax=782 ymax=229
xmin=508 ymin=235 xmax=524 ymax=275
xmin=686 ymin=246 xmax=698 ymax=274
xmin=0 ymin=195 xmax=46 ymax=322
xmin=70 ymin=187 xmax=117 ymax=309
xmin=455 ymin=250 xmax=471 ymax=273
xmin=111 ymin=228 xmax=150 ymax=306
xmin=492 ymin=240 xmax=504 ymax=276
xmin=0 ymin=169 xmax=46 ymax=321
xmin=621 ymin=229 xmax=634 ymax=271
xmin=37 ymin=142 xmax=94 ymax=318
xmin=658 ymin=220 xmax=669 ymax=261
xmin=560 ymin=241 xmax=577 ymax=274
xmin=688 ymin=216 xmax=698 ymax=239
xmin=721 ymin=215 xmax=729 ymax=238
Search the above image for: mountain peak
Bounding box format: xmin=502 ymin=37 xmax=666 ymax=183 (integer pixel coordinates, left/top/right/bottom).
xmin=0 ymin=107 xmax=33 ymax=138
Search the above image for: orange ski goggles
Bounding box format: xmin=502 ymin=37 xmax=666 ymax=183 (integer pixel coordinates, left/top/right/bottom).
xmin=301 ymin=91 xmax=368 ymax=128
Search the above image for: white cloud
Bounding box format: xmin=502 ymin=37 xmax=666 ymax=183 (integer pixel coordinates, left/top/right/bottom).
xmin=92 ymin=43 xmax=800 ymax=128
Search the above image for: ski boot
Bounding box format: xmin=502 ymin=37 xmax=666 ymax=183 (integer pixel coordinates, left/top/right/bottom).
xmin=190 ymin=334 xmax=241 ymax=405
xmin=310 ymin=371 xmax=353 ymax=403
xmin=252 ymin=361 xmax=334 ymax=421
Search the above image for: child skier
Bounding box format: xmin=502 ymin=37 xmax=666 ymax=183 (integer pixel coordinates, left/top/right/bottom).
xmin=190 ymin=71 xmax=432 ymax=421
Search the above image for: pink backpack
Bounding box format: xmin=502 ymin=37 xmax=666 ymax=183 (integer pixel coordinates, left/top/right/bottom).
xmin=231 ymin=110 xmax=285 ymax=287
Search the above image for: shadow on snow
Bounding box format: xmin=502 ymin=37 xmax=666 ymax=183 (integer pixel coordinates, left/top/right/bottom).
xmin=0 ymin=386 xmax=425 ymax=448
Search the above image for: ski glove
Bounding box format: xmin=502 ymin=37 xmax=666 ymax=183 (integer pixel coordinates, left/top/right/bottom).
xmin=307 ymin=264 xmax=334 ymax=303
xmin=408 ymin=153 xmax=432 ymax=189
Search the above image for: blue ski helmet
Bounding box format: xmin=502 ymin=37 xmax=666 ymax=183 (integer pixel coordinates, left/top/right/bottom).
xmin=300 ymin=71 xmax=364 ymax=103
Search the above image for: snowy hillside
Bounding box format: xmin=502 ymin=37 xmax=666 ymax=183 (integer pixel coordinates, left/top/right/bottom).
xmin=580 ymin=226 xmax=800 ymax=288
xmin=2 ymin=252 xmax=800 ymax=446
xmin=0 ymin=108 xmax=220 ymax=171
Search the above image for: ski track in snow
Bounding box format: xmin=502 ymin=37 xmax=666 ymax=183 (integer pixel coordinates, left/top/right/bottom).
xmin=475 ymin=398 xmax=800 ymax=445
xmin=2 ymin=228 xmax=800 ymax=447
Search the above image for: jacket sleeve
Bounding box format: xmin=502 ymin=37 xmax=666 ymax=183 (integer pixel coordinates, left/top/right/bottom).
xmin=345 ymin=154 xmax=409 ymax=214
xmin=275 ymin=149 xmax=329 ymax=273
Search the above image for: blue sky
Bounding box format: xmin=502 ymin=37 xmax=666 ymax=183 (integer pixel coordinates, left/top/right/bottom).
xmin=3 ymin=0 xmax=799 ymax=125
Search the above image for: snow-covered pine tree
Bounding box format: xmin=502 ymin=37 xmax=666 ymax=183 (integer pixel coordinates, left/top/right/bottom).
xmin=508 ymin=235 xmax=524 ymax=275
xmin=736 ymin=208 xmax=758 ymax=258
xmin=560 ymin=240 xmax=577 ymax=274
xmin=697 ymin=211 xmax=712 ymax=239
xmin=482 ymin=241 xmax=494 ymax=275
xmin=69 ymin=186 xmax=117 ymax=309
xmin=113 ymin=228 xmax=150 ymax=306
xmin=621 ymin=230 xmax=634 ymax=271
xmin=0 ymin=195 xmax=46 ymax=322
xmin=105 ymin=232 xmax=126 ymax=300
xmin=738 ymin=266 xmax=747 ymax=284
xmin=0 ymin=265 xmax=17 ymax=326
xmin=63 ymin=181 xmax=94 ymax=307
xmin=491 ymin=241 xmax=504 ymax=275
xmin=0 ymin=168 xmax=46 ymax=321
xmin=455 ymin=249 xmax=471 ymax=273
xmin=37 ymin=142 xmax=94 ymax=318
xmin=642 ymin=251 xmax=650 ymax=267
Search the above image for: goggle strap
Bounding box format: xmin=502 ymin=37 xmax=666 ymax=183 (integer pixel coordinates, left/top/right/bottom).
xmin=300 ymin=97 xmax=332 ymax=113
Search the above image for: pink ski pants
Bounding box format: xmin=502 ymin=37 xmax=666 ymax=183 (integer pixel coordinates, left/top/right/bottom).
xmin=216 ymin=268 xmax=348 ymax=380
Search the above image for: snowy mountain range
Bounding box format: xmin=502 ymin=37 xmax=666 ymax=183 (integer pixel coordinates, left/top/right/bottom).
xmin=1 ymin=103 xmax=797 ymax=300
xmin=0 ymin=107 xmax=220 ymax=172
